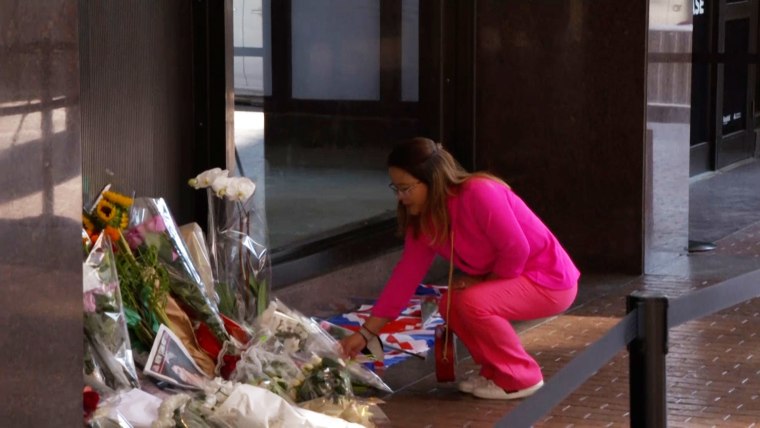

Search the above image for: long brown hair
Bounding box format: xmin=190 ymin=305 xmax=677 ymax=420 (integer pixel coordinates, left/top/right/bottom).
xmin=387 ymin=137 xmax=507 ymax=244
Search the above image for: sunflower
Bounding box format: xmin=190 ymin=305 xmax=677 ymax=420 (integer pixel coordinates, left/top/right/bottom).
xmin=82 ymin=213 xmax=96 ymax=235
xmin=103 ymin=191 xmax=133 ymax=209
xmin=96 ymin=198 xmax=117 ymax=224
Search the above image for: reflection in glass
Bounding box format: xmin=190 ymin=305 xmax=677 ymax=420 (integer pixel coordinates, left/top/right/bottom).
xmin=234 ymin=0 xmax=423 ymax=250
xmin=644 ymin=0 xmax=693 ymax=272
xmin=291 ymin=0 xmax=380 ymax=100
xmin=721 ymin=19 xmax=749 ymax=136
xmin=649 ymin=0 xmax=692 ymax=28
xmin=401 ymin=0 xmax=420 ymax=102
xmin=233 ymin=0 xmax=271 ymax=97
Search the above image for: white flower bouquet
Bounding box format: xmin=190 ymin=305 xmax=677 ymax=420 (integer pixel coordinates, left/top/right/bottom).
xmin=151 ymin=382 xmax=370 ymax=428
xmin=189 ymin=168 xmax=271 ymax=326
xmin=223 ymin=299 xmax=391 ymax=427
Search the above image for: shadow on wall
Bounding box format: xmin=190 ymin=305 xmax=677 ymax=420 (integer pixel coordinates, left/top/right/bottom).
xmin=0 ymin=129 xmax=80 ymax=205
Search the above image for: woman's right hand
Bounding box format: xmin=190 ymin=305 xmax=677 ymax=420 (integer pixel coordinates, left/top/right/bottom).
xmin=340 ymin=333 xmax=368 ymax=359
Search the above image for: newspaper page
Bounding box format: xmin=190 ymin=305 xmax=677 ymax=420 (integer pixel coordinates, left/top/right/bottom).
xmin=144 ymin=324 xmax=210 ymax=389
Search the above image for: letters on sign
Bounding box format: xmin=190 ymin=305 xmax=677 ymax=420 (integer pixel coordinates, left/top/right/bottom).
xmin=693 ymin=0 xmax=705 ymax=16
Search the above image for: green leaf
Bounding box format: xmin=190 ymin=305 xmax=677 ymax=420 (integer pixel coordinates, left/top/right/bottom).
xmin=216 ymin=281 xmax=236 ymax=319
xmin=123 ymin=307 xmax=142 ymax=327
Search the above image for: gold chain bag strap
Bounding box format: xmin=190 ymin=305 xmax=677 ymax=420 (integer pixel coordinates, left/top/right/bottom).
xmin=434 ymin=230 xmax=457 ymax=382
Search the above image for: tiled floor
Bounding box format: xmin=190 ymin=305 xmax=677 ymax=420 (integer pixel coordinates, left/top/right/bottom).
xmin=376 ymin=222 xmax=760 ymax=427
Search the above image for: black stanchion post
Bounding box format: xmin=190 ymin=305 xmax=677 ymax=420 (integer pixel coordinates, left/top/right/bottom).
xmin=626 ymin=291 xmax=669 ymax=427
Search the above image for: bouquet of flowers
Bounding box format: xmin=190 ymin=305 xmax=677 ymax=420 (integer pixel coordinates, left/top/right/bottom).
xmin=83 ymin=233 xmax=139 ymax=393
xmin=83 ymin=188 xmax=168 ymax=351
xmin=80 ymin=180 xmax=393 ymax=427
xmin=127 ymin=197 xmax=230 ymax=347
xmin=189 ymin=168 xmax=270 ymax=326
xmin=140 ymin=327 xmax=380 ymax=428
xmin=232 ymin=300 xmax=390 ymax=404
xmin=150 ymin=381 xmax=376 ymax=428
xmin=83 ymin=187 xmax=232 ymax=375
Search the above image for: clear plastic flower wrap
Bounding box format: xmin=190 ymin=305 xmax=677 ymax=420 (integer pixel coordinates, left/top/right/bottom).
xmin=230 ymin=300 xmax=391 ymax=405
xmin=127 ymin=197 xmax=230 ymax=345
xmin=86 ymin=411 xmax=134 ymax=428
xmin=209 ymin=383 xmax=366 ymax=428
xmin=254 ymin=299 xmax=344 ymax=360
xmin=149 ymin=377 xmax=367 ymax=428
xmin=83 ymin=233 xmax=139 ymax=392
xmin=179 ymin=222 xmax=217 ymax=305
xmin=229 ymin=342 xmax=308 ymax=402
xmin=151 ymin=393 xmax=219 ymax=428
xmin=267 ymin=300 xmax=392 ymax=393
xmin=216 ymin=229 xmax=269 ymax=326
xmin=187 ymin=169 xmax=270 ymax=325
xmin=84 ymin=337 xmax=114 ymax=396
xmin=294 ymin=354 xmax=353 ymax=402
xmin=205 ymin=185 xmax=271 ymax=326
xmin=314 ymin=319 xmax=392 ymax=393
xmin=299 ymin=396 xmax=390 ymax=428
xmin=226 ymin=300 xmax=352 ymax=403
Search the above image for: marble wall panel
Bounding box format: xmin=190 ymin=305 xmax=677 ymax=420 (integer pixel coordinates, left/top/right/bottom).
xmin=79 ymin=0 xmax=195 ymax=224
xmin=0 ymin=0 xmax=83 ymax=425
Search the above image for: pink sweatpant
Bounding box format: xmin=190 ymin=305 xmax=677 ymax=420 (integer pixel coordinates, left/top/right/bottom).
xmin=439 ymin=276 xmax=577 ymax=391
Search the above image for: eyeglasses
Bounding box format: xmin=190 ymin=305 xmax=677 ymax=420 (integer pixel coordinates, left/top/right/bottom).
xmin=388 ymin=181 xmax=421 ymax=196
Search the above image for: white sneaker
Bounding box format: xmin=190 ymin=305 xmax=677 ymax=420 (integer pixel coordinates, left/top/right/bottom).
xmin=472 ymin=380 xmax=544 ymax=400
xmin=457 ymin=374 xmax=488 ymax=393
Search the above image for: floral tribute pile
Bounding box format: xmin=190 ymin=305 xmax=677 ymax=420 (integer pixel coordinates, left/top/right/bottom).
xmin=82 ymin=169 xmax=390 ymax=428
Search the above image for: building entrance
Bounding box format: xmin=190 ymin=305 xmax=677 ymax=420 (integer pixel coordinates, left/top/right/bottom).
xmin=691 ymin=0 xmax=759 ymax=175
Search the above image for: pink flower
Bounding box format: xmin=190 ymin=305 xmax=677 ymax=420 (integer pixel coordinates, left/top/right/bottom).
xmin=125 ymin=228 xmax=144 ymax=249
xmin=125 ymin=216 xmax=167 ymax=249
xmin=83 ymin=292 xmax=97 ymax=313
xmin=145 ymin=216 xmax=166 ymax=233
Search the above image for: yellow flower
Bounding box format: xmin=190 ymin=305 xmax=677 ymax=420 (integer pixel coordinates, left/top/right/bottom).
xmin=103 ymin=191 xmax=133 ymax=209
xmin=82 ymin=214 xmax=95 ymax=234
xmin=119 ymin=211 xmax=129 ymax=230
xmin=96 ymin=199 xmax=117 ymax=224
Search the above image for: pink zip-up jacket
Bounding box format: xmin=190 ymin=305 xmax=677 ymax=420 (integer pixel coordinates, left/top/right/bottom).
xmin=371 ymin=177 xmax=580 ymax=319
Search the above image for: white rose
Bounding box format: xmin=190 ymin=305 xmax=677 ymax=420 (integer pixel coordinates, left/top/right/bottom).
xmin=188 ymin=168 xmax=229 ymax=189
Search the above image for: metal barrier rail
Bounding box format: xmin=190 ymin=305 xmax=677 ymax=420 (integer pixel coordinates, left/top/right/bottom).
xmin=494 ymin=268 xmax=760 ymax=428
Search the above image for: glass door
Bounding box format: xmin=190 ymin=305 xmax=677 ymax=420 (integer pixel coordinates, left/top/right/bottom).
xmin=690 ymin=0 xmax=758 ymax=175
xmin=715 ymin=0 xmax=757 ymax=168
xmin=232 ymin=0 xmax=442 ymax=285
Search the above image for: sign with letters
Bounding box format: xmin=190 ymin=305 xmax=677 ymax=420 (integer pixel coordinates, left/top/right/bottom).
xmin=693 ymin=0 xmax=705 ymax=16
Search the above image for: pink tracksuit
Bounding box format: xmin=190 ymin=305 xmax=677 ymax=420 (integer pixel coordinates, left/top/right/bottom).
xmin=371 ymin=177 xmax=580 ymax=390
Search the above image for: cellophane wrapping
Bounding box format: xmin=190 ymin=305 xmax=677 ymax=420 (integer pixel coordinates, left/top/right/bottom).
xmin=231 ymin=300 xmax=391 ymax=410
xmin=128 ymin=197 xmax=230 ymax=346
xmin=83 ymin=233 xmax=139 ymax=393
xmin=206 ymin=188 xmax=271 ymax=326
